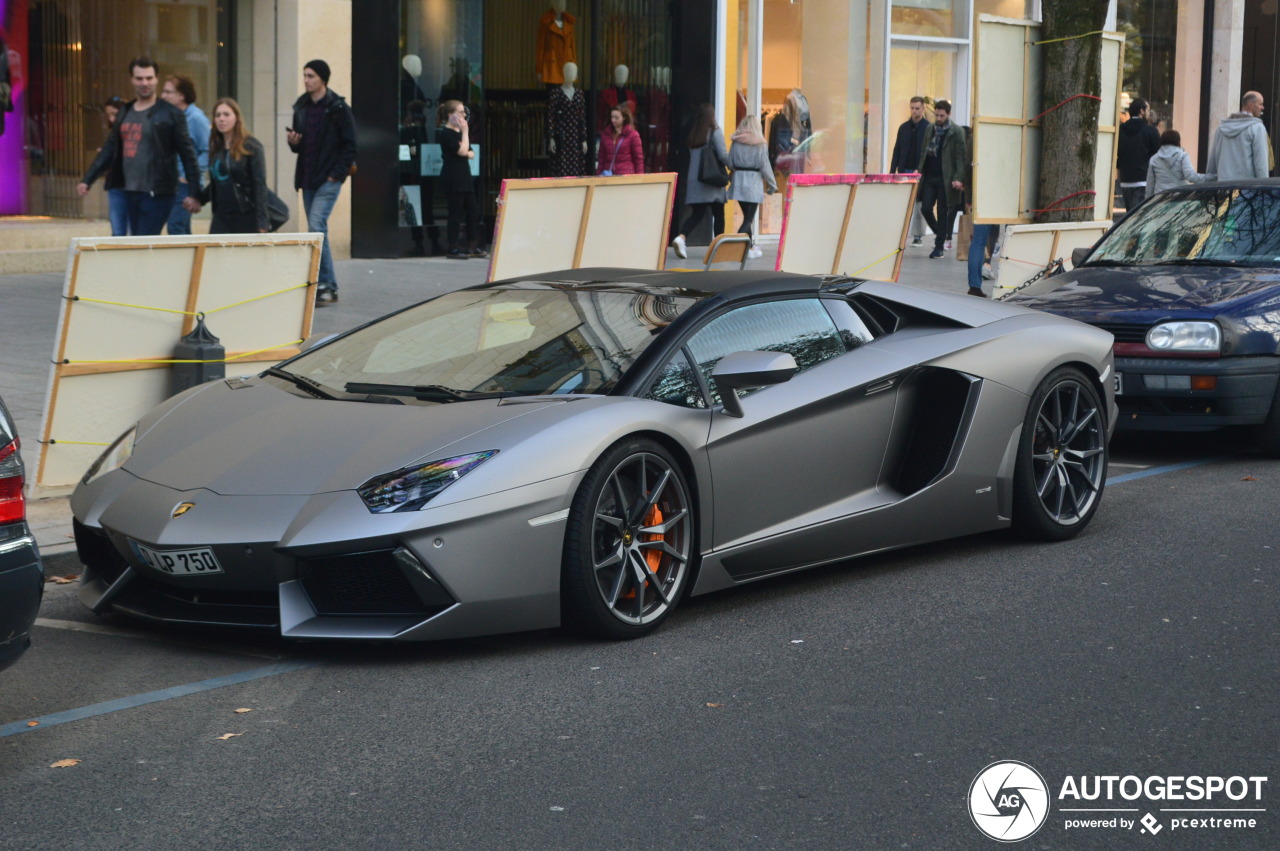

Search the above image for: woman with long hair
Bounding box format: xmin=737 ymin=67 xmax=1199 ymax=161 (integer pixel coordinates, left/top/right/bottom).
xmin=101 ymin=97 xmax=129 ymax=236
xmin=597 ymin=104 xmax=643 ymax=175
xmin=726 ymin=114 xmax=776 ymax=259
xmin=199 ymin=97 xmax=269 ymax=233
xmin=770 ymin=89 xmax=812 ymax=175
xmin=438 ymin=99 xmax=486 ymax=259
xmin=671 ymin=103 xmax=729 ymax=258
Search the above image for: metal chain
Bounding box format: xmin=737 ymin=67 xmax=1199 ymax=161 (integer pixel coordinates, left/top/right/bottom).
xmin=998 ymin=257 xmax=1064 ymax=299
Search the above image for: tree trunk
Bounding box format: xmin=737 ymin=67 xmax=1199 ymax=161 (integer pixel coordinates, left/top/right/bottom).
xmin=1037 ymin=0 xmax=1109 ymax=224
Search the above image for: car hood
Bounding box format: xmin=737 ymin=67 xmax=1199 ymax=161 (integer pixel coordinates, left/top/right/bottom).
xmin=1011 ymin=264 xmax=1280 ymax=322
xmin=126 ymin=379 xmax=570 ymax=495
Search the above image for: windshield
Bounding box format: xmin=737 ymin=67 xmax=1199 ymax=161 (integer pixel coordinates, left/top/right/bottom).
xmin=281 ymin=287 xmax=697 ymax=400
xmin=1090 ymin=187 xmax=1280 ymax=267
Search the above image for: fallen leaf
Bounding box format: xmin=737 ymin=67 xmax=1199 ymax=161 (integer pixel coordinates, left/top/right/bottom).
xmin=216 ymin=732 xmax=245 ymax=741
xmin=233 ymin=708 xmax=254 ymax=714
xmin=1242 ymin=476 xmax=1258 ymax=481
xmin=26 ymin=721 xmax=39 ymax=728
xmin=705 ymin=703 xmax=723 ymax=708
xmin=50 ymin=759 xmax=81 ymax=768
xmin=49 ymin=576 xmax=77 ymax=584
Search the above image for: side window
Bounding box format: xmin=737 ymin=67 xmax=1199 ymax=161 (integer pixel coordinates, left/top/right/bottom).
xmin=822 ymin=297 xmax=876 ymax=348
xmin=646 ymin=349 xmax=707 ymax=408
xmin=685 ymin=299 xmax=847 ymax=404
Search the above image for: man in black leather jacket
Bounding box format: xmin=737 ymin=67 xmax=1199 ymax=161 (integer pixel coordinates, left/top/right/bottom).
xmin=77 ymin=57 xmax=202 ymax=236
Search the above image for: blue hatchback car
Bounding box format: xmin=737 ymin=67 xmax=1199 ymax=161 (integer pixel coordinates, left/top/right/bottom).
xmin=0 ymin=396 xmax=43 ymax=671
xmin=1010 ymin=180 xmax=1280 ymax=455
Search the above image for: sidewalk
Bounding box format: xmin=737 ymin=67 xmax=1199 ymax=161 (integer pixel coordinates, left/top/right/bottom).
xmin=0 ymin=236 xmax=972 ymax=565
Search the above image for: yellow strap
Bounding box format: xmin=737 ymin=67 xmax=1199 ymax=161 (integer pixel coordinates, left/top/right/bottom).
xmin=43 ymin=439 xmax=111 ymax=447
xmin=846 ymin=247 xmax=902 ymax=278
xmin=72 ymin=282 xmax=314 ymax=317
xmin=62 ymin=339 xmax=304 ymax=366
xmin=1034 ymin=29 xmax=1105 ymax=46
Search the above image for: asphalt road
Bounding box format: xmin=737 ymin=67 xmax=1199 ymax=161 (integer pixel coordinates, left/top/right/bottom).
xmin=2 ymin=431 xmax=1276 ymax=850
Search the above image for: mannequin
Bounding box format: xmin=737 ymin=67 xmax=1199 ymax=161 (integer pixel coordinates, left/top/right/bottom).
xmin=646 ymin=66 xmax=671 ymax=172
xmin=599 ymin=63 xmax=638 ymax=131
xmin=536 ymin=0 xmax=577 ymax=86
xmin=547 ymin=61 xmax=588 ymax=177
xmin=400 ymin=54 xmax=427 ymax=113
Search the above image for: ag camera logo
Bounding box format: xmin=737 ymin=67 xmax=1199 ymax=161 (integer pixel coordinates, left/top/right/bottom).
xmin=969 ymin=761 xmax=1050 ymax=842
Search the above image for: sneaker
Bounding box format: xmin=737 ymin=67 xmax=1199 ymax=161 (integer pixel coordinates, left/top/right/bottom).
xmin=469 ymin=247 xmax=489 ymax=259
xmin=446 ymin=248 xmax=468 ymax=260
xmin=746 ymin=247 xmax=763 ymax=260
xmin=315 ymin=287 xmax=338 ymax=307
xmin=672 ymin=234 xmax=688 ymax=259
xmin=929 ymin=247 xmax=944 ymax=259
xmin=910 ymin=236 xmax=923 ymax=247
xmin=944 ymin=239 xmax=953 ymax=251
xmin=981 ymin=263 xmax=994 ymax=280
xmin=967 ymin=287 xmax=986 ymax=298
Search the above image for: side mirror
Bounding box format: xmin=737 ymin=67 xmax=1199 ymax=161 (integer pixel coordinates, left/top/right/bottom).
xmin=1071 ymin=246 xmax=1092 ymax=268
xmin=711 ymin=351 xmax=798 ymax=418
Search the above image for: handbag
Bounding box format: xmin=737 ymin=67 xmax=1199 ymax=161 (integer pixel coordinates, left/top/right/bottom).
xmin=600 ymin=135 xmax=622 ymax=177
xmin=697 ymin=141 xmax=730 ymax=187
xmin=266 ymin=189 xmax=290 ymax=232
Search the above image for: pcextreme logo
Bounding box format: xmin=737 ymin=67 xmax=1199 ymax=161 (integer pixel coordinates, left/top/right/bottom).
xmin=969 ymin=762 xmax=1269 ymax=842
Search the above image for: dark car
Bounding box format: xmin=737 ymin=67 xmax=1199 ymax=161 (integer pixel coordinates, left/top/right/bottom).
xmin=1010 ymin=180 xmax=1280 ymax=455
xmin=0 ymin=396 xmax=43 ymax=671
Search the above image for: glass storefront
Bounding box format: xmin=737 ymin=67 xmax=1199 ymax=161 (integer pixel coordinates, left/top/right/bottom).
xmin=1 ymin=0 xmax=227 ymax=218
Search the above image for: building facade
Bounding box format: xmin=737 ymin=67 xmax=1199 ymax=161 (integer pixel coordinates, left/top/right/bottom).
xmin=0 ymin=0 xmax=1274 ymax=262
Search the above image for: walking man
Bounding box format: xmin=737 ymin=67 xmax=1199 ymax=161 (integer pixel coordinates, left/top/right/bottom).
xmin=917 ymin=99 xmax=965 ymax=259
xmin=1207 ymin=91 xmax=1270 ymax=181
xmin=77 ymin=58 xmax=202 ymax=235
xmin=1115 ymin=98 xmax=1160 ymax=210
xmin=891 ymin=96 xmax=930 ymax=247
xmin=161 ymin=74 xmax=210 ymax=235
xmin=286 ymin=59 xmax=357 ymax=306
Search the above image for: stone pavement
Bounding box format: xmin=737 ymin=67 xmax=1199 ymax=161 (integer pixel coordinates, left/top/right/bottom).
xmin=0 ymin=236 xmax=974 ymax=564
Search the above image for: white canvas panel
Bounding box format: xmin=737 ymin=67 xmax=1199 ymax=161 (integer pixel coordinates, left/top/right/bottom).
xmin=1094 ymin=133 xmax=1118 ymax=220
xmin=777 ymin=184 xmax=851 ymax=274
xmin=489 ymin=185 xmax=588 ymax=280
xmin=977 ymin=20 xmax=1029 ymax=119
xmin=839 ymin=183 xmax=913 ymax=280
xmin=579 ymin=182 xmax=671 ymax=269
xmin=994 ymin=221 xmax=1112 ymax=298
xmin=974 ymin=123 xmax=1027 ymax=221
xmin=194 ymin=243 xmax=316 ymax=354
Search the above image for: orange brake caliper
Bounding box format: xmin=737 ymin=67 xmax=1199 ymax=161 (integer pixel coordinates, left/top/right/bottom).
xmin=642 ymin=504 xmax=664 ymax=573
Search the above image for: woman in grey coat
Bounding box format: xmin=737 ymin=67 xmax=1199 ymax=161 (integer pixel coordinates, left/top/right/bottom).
xmin=727 ymin=115 xmax=777 ymax=259
xmin=1145 ymin=129 xmax=1214 ymax=197
xmin=671 ymin=104 xmax=730 ymax=259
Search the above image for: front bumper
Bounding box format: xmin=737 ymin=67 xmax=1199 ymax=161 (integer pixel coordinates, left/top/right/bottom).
xmin=1113 ymin=355 xmax=1280 ymax=431
xmin=72 ymin=471 xmax=579 ymax=641
xmin=0 ymin=531 xmax=43 ymax=672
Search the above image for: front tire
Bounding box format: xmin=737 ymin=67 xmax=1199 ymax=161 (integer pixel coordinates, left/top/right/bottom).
xmin=562 ymin=439 xmax=695 ymax=639
xmin=1011 ymin=367 xmax=1108 ymax=540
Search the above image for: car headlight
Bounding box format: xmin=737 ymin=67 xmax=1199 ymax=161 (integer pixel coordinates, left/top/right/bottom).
xmin=82 ymin=425 xmax=138 ymax=485
xmin=1146 ymin=321 xmax=1221 ymax=353
xmin=358 ymin=451 xmax=497 ymax=513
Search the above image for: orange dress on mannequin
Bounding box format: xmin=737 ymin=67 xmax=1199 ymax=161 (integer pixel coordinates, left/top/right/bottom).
xmin=536 ymin=10 xmax=577 ymax=85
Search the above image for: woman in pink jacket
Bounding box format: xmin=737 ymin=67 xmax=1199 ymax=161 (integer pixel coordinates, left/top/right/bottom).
xmin=597 ymin=104 xmax=644 ymax=176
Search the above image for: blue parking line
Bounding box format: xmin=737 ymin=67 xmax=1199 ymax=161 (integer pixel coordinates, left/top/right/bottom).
xmin=1106 ymin=457 xmax=1220 ymax=486
xmin=0 ymin=659 xmax=323 ymax=738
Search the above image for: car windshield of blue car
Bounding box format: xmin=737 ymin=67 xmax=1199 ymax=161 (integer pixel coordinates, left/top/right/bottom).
xmin=1089 ymin=187 xmax=1280 ymax=267
xmin=282 ymin=288 xmax=697 ymax=401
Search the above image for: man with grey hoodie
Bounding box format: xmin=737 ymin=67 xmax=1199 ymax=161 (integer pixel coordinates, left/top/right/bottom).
xmin=1206 ymin=91 xmax=1271 ymax=181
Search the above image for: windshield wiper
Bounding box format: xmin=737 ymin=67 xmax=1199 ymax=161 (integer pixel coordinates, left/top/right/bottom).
xmin=1080 ymin=258 xmax=1136 ymax=266
xmin=1155 ymin=257 xmax=1241 ymax=266
xmin=265 ymin=367 xmax=340 ymax=400
xmin=344 ymin=382 xmax=515 ymax=402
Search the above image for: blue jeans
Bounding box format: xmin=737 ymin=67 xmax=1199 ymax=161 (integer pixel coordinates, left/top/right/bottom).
xmin=968 ymin=223 xmax=996 ymax=289
xmin=303 ymin=179 xmax=342 ymax=290
xmin=124 ymin=191 xmax=175 ymax=236
xmin=167 ymin=181 xmax=192 ymax=235
xmin=107 ymin=188 xmax=129 ymax=236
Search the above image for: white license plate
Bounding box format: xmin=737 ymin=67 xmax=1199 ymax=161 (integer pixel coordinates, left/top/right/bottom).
xmin=131 ymin=541 xmax=224 ymax=576
xmin=1114 ymin=372 xmax=1124 ymax=396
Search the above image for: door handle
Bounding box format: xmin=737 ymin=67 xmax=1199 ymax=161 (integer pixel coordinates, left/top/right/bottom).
xmin=865 ymin=378 xmax=897 ymax=395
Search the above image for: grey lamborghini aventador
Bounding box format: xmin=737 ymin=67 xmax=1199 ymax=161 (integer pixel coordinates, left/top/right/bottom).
xmin=72 ymin=268 xmax=1117 ymax=641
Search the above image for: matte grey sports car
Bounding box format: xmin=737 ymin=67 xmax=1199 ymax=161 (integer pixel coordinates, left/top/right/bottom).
xmin=72 ymin=268 xmax=1117 ymax=641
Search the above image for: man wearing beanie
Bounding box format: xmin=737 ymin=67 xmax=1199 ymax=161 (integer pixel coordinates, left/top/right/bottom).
xmin=287 ymin=59 xmax=357 ymax=305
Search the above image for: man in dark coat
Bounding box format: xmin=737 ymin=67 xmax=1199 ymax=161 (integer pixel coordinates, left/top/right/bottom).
xmin=1116 ymin=98 xmax=1161 ymax=211
xmin=286 ymin=59 xmax=358 ymax=305
xmin=917 ymin=99 xmax=966 ymax=259
xmin=77 ymin=58 xmax=202 ymax=236
xmin=891 ymin=96 xmax=930 ymax=246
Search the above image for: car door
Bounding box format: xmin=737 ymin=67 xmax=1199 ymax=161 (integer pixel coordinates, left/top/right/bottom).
xmin=683 ymin=297 xmax=913 ymax=565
